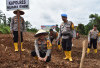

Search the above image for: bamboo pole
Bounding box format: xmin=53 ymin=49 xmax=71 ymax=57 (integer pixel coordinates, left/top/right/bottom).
xmin=17 ymin=10 xmax=22 ymax=67
xmin=79 ymin=40 xmax=86 ymax=68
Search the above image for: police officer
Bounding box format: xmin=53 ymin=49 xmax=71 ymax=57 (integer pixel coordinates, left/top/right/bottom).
xmin=49 ymin=29 xmax=61 ymax=50
xmin=31 ymin=29 xmax=52 ymax=62
xmin=57 ymin=14 xmax=76 ymax=61
xmin=87 ymin=25 xmax=99 ymax=54
xmin=10 ymin=10 xmax=26 ymax=52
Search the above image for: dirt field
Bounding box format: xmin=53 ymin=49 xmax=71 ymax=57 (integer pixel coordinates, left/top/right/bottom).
xmin=0 ymin=32 xmax=100 ymax=68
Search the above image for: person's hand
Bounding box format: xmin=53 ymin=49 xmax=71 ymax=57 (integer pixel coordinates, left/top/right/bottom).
xmin=43 ymin=56 xmax=47 ymax=62
xmin=11 ymin=31 xmax=13 ymax=34
xmin=56 ymin=38 xmax=60 ymax=42
xmin=38 ymin=57 xmax=43 ymax=61
xmin=88 ymin=41 xmax=90 ymax=44
xmin=97 ymin=41 xmax=100 ymax=45
xmin=72 ymin=38 xmax=75 ymax=42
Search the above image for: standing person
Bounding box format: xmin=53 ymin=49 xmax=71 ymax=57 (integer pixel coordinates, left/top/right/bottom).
xmin=76 ymin=31 xmax=80 ymax=39
xmin=55 ymin=24 xmax=59 ymax=32
xmin=49 ymin=29 xmax=61 ymax=50
xmin=57 ymin=14 xmax=76 ymax=61
xmin=49 ymin=29 xmax=58 ymax=43
xmin=10 ymin=10 xmax=26 ymax=52
xmin=87 ymin=25 xmax=99 ymax=54
xmin=31 ymin=29 xmax=52 ymax=62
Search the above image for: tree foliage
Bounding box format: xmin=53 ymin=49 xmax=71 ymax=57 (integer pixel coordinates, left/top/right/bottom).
xmin=85 ymin=14 xmax=100 ymax=34
xmin=77 ymin=24 xmax=85 ymax=35
xmin=27 ymin=28 xmax=38 ymax=33
xmin=25 ymin=21 xmax=32 ymax=29
xmin=77 ymin=13 xmax=100 ymax=35
xmin=0 ymin=24 xmax=10 ymax=34
xmin=0 ymin=10 xmax=6 ymax=25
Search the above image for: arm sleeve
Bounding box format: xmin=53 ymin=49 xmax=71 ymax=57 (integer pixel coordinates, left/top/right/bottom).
xmin=46 ymin=49 xmax=51 ymax=56
xmin=10 ymin=18 xmax=14 ymax=31
xmin=34 ymin=40 xmax=40 ymax=57
xmin=71 ymin=23 xmax=76 ymax=38
xmin=55 ymin=32 xmax=58 ymax=40
xmin=98 ymin=36 xmax=100 ymax=43
xmin=57 ymin=26 xmax=61 ymax=39
xmin=49 ymin=33 xmax=51 ymax=39
xmin=88 ymin=31 xmax=91 ymax=42
xmin=46 ymin=39 xmax=52 ymax=56
xmin=72 ymin=29 xmax=76 ymax=38
xmin=97 ymin=31 xmax=100 ymax=42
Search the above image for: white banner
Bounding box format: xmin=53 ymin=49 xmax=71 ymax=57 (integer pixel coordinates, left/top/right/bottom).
xmin=6 ymin=0 xmax=29 ymax=11
xmin=41 ymin=25 xmax=56 ymax=31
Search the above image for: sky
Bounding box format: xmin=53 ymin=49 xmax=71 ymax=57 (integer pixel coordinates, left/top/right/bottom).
xmin=0 ymin=0 xmax=100 ymax=29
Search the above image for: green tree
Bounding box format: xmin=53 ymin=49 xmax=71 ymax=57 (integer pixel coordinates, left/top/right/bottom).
xmin=7 ymin=17 xmax=11 ymax=26
xmin=77 ymin=23 xmax=85 ymax=35
xmin=89 ymin=14 xmax=100 ymax=31
xmin=25 ymin=21 xmax=32 ymax=29
xmin=0 ymin=24 xmax=10 ymax=34
xmin=0 ymin=10 xmax=6 ymax=25
xmin=27 ymin=28 xmax=38 ymax=33
xmin=85 ymin=14 xmax=100 ymax=35
xmin=85 ymin=22 xmax=93 ymax=35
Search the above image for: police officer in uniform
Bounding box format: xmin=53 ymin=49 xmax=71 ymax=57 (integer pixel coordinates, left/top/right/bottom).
xmin=31 ymin=29 xmax=52 ymax=62
xmin=87 ymin=25 xmax=99 ymax=54
xmin=49 ymin=29 xmax=61 ymax=50
xmin=10 ymin=10 xmax=26 ymax=52
xmin=57 ymin=14 xmax=76 ymax=61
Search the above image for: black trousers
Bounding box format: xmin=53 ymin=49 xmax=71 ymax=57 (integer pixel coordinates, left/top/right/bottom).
xmin=88 ymin=38 xmax=97 ymax=49
xmin=62 ymin=38 xmax=72 ymax=51
xmin=13 ymin=31 xmax=23 ymax=42
xmin=31 ymin=51 xmax=51 ymax=62
xmin=58 ymin=40 xmax=60 ymax=45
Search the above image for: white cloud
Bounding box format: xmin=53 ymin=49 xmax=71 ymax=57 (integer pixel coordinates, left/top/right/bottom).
xmin=0 ymin=0 xmax=100 ymax=29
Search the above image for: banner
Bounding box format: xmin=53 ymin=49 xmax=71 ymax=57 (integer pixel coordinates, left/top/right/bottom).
xmin=6 ymin=0 xmax=29 ymax=11
xmin=41 ymin=25 xmax=56 ymax=31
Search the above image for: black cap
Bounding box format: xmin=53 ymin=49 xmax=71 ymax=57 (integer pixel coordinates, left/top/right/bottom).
xmin=49 ymin=29 xmax=53 ymax=31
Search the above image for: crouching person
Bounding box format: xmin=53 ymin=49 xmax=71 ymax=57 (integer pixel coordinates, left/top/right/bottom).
xmin=49 ymin=29 xmax=61 ymax=50
xmin=31 ymin=29 xmax=52 ymax=62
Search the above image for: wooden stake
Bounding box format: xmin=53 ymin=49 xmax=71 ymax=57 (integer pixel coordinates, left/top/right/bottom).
xmin=17 ymin=10 xmax=22 ymax=67
xmin=79 ymin=40 xmax=86 ymax=68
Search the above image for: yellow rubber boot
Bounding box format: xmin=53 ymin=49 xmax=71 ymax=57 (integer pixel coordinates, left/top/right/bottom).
xmin=21 ymin=42 xmax=25 ymax=51
xmin=68 ymin=51 xmax=73 ymax=61
xmin=14 ymin=43 xmax=18 ymax=52
xmin=58 ymin=45 xmax=61 ymax=50
xmin=63 ymin=51 xmax=69 ymax=60
xmin=87 ymin=48 xmax=90 ymax=54
xmin=94 ymin=49 xmax=97 ymax=53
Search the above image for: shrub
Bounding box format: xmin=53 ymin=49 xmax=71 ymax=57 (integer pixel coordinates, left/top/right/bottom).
xmin=0 ymin=24 xmax=10 ymax=34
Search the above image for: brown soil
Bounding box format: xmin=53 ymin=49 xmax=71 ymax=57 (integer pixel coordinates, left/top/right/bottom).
xmin=0 ymin=32 xmax=100 ymax=68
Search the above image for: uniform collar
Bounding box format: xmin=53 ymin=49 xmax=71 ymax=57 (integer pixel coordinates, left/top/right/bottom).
xmin=92 ymin=29 xmax=97 ymax=32
xmin=93 ymin=29 xmax=97 ymax=31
